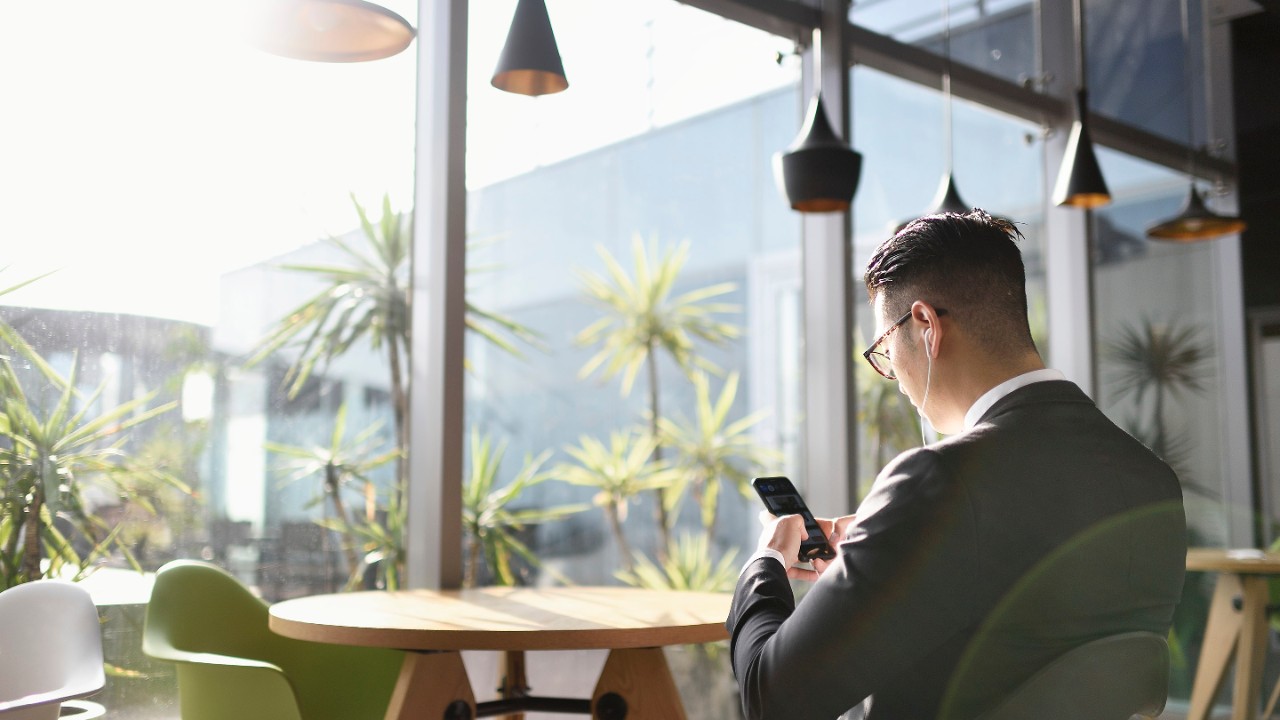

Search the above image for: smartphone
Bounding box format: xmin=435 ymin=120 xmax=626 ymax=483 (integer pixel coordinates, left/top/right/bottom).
xmin=751 ymin=476 xmax=836 ymax=563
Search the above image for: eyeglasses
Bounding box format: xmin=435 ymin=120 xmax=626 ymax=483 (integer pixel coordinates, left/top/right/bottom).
xmin=862 ymin=308 xmax=948 ymax=380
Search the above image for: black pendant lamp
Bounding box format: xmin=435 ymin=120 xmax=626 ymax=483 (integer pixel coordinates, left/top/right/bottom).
xmin=896 ymin=0 xmax=970 ymax=233
xmin=896 ymin=174 xmax=969 ymax=233
xmin=1145 ymin=0 xmax=1246 ymax=242
xmin=253 ymin=0 xmax=415 ymax=63
xmin=1147 ymin=186 xmax=1247 ymax=241
xmin=492 ymin=0 xmax=568 ymax=96
xmin=775 ymin=93 xmax=863 ymax=213
xmin=1052 ymin=0 xmax=1111 ymax=208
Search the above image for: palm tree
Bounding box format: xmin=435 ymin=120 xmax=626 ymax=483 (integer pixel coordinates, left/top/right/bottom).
xmin=657 ymin=372 xmax=778 ymax=535
xmin=462 ymin=428 xmax=586 ymax=587
xmin=1104 ymin=319 xmax=1209 ymax=462
xmin=554 ymin=431 xmax=676 ymax=572
xmin=0 ymin=350 xmax=183 ymax=587
xmin=249 ymin=194 xmax=541 ymax=581
xmin=615 ymin=532 xmax=739 ymax=593
xmin=249 ymin=194 xmax=414 ymax=495
xmin=264 ymin=404 xmax=400 ymax=588
xmin=855 ymin=333 xmax=921 ymax=496
xmin=575 ymin=235 xmax=740 ymax=548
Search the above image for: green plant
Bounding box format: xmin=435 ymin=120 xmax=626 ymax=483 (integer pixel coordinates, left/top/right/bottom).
xmin=575 ymin=235 xmax=740 ymax=548
xmin=657 ymin=371 xmax=777 ymax=534
xmin=615 ymin=532 xmax=739 ymax=592
xmin=855 ymin=330 xmax=921 ymax=497
xmin=555 ymin=431 xmax=677 ymax=571
xmin=324 ymin=477 xmax=406 ymax=591
xmin=462 ymin=428 xmax=586 ymax=587
xmin=249 ymin=194 xmax=540 ymax=584
xmin=1104 ymin=319 xmax=1212 ymax=497
xmin=1105 ymin=320 xmax=1209 ymax=457
xmin=264 ymin=404 xmax=400 ymax=589
xmin=0 ymin=344 xmax=185 ymax=588
xmin=616 ymin=532 xmax=737 ymax=668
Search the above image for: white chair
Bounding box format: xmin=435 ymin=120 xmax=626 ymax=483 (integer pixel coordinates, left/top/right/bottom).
xmin=0 ymin=581 xmax=106 ymax=720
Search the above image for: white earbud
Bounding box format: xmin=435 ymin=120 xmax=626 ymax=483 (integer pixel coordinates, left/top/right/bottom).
xmin=923 ymin=328 xmax=934 ymax=357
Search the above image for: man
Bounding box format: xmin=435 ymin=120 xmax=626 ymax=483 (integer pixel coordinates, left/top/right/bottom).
xmin=727 ymin=210 xmax=1186 ymax=720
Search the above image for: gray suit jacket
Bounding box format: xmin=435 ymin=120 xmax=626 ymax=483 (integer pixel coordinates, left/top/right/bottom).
xmin=727 ymin=380 xmax=1186 ymax=720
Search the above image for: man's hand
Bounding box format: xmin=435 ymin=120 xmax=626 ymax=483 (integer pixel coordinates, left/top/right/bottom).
xmin=757 ymin=513 xmax=805 ymax=571
xmin=802 ymin=514 xmax=857 ymax=580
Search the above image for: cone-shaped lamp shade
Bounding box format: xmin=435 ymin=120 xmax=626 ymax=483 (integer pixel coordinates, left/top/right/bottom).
xmin=894 ymin=173 xmax=971 ymax=233
xmin=253 ymin=0 xmax=415 ymax=63
xmin=1147 ymin=185 xmax=1247 ymax=241
xmin=1053 ymin=89 xmax=1111 ymax=208
xmin=774 ymin=94 xmax=863 ymax=213
xmin=492 ymin=0 xmax=568 ymax=96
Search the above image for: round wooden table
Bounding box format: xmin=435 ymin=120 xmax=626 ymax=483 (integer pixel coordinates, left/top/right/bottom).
xmin=269 ymin=586 xmax=731 ymax=720
xmin=1185 ymin=548 xmax=1280 ymax=720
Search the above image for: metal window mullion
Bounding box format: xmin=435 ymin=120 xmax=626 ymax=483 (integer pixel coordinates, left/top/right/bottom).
xmin=407 ymin=0 xmax=467 ymax=590
xmin=799 ymin=0 xmax=857 ymax=513
xmin=1037 ymin=0 xmax=1095 ymax=395
xmin=1205 ymin=7 xmax=1254 ymax=547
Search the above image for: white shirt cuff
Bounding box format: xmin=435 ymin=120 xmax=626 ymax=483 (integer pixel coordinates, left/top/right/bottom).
xmin=739 ymin=548 xmax=788 ymax=577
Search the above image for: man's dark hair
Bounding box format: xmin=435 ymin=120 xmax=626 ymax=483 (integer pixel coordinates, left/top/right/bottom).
xmin=863 ymin=209 xmax=1035 ymax=356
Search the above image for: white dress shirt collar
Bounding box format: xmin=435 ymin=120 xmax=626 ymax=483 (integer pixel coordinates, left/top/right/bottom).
xmin=962 ymin=368 xmax=1066 ymax=431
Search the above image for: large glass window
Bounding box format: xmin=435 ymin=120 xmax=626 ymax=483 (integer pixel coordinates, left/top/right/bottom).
xmin=1 ymin=1 xmax=417 ymax=715
xmin=463 ymin=0 xmax=799 ymax=713
xmin=1089 ymin=147 xmax=1238 ymax=701
xmin=849 ymin=0 xmax=1038 ymax=86
xmin=850 ymin=65 xmax=1047 ymax=494
xmin=1085 ymin=0 xmax=1206 ymax=147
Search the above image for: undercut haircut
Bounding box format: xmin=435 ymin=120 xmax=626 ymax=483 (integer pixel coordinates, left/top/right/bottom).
xmin=863 ymin=209 xmax=1035 ymax=357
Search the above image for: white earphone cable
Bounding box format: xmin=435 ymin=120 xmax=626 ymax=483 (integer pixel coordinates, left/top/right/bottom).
xmin=919 ymin=342 xmax=933 ymax=446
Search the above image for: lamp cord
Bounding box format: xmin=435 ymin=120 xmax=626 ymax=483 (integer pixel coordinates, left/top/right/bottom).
xmin=1074 ymin=0 xmax=1086 ymax=90
xmin=942 ymin=0 xmax=953 ymax=176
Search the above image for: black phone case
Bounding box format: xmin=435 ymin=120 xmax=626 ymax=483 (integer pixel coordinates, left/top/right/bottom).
xmin=751 ymin=476 xmax=836 ymax=562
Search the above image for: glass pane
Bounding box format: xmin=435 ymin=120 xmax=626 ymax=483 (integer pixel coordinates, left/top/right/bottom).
xmin=1090 ymin=146 xmax=1234 ymax=701
xmin=1085 ymin=0 xmax=1207 ymax=147
xmin=0 ymin=1 xmax=417 ymax=715
xmin=465 ymin=1 xmax=799 ymax=714
xmin=850 ymin=0 xmax=1038 ymax=87
xmin=850 ymin=65 xmax=1048 ymax=495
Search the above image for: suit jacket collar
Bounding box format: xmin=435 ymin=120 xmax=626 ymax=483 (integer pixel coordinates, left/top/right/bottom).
xmin=977 ymin=379 xmax=1093 ymax=425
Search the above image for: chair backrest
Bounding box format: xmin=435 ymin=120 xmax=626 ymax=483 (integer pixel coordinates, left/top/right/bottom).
xmin=144 ymin=560 xmax=402 ymax=720
xmin=0 ymin=580 xmax=105 ymax=712
xmin=977 ymin=631 xmax=1170 ymax=720
xmin=143 ymin=559 xmax=277 ymax=663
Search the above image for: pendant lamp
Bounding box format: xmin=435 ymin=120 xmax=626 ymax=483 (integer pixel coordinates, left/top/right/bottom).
xmin=492 ymin=0 xmax=568 ymax=96
xmin=1052 ymin=0 xmax=1111 ymax=208
xmin=895 ymin=0 xmax=970 ymax=233
xmin=1145 ymin=0 xmax=1246 ymax=241
xmin=775 ymin=93 xmax=863 ymax=213
xmin=1147 ymin=186 xmax=1247 ymax=241
xmin=253 ymin=0 xmax=415 ymax=63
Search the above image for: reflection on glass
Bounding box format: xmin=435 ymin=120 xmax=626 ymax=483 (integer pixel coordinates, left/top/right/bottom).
xmin=1 ymin=1 xmax=417 ymax=715
xmin=850 ymin=66 xmax=1047 ymax=495
xmin=850 ymin=0 xmax=1037 ymax=86
xmin=1085 ymin=0 xmax=1204 ymax=146
xmin=1090 ymin=146 xmax=1232 ymax=702
xmin=464 ymin=2 xmax=803 ymax=712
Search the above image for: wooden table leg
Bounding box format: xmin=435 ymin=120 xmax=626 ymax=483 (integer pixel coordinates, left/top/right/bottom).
xmin=592 ymin=647 xmax=686 ymax=720
xmin=385 ymin=650 xmax=476 ymax=720
xmin=498 ymin=650 xmax=528 ymax=720
xmin=1187 ymin=571 xmax=1271 ymax=720
xmin=1188 ymin=573 xmax=1246 ymax=720
xmin=1233 ymin=576 xmax=1271 ymax=720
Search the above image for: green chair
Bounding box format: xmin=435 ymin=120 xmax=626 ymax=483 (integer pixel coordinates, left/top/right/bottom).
xmin=976 ymin=632 xmax=1169 ymax=720
xmin=143 ymin=560 xmax=403 ymax=720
